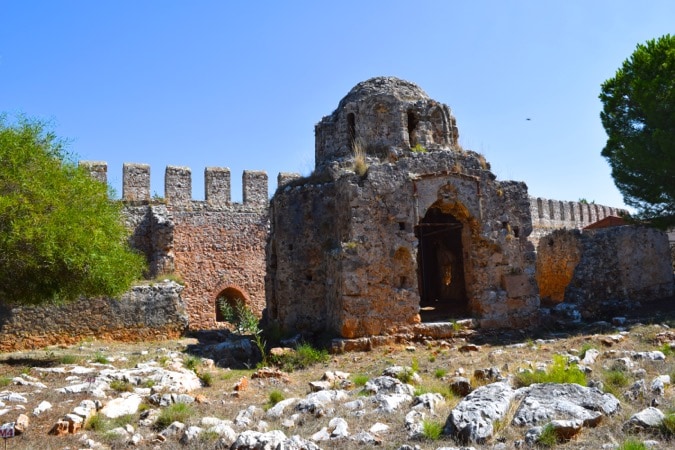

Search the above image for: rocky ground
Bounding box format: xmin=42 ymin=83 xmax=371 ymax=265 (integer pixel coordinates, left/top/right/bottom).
xmin=2 ymin=307 xmax=675 ymax=450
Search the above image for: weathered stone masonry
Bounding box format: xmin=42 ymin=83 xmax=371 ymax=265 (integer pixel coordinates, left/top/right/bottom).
xmin=0 ymin=282 xmax=187 ymax=352
xmin=81 ymin=162 xmax=270 ymax=330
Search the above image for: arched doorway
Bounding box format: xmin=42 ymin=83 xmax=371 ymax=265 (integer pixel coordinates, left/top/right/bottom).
xmin=416 ymin=207 xmax=468 ymax=321
xmin=215 ymin=287 xmax=248 ymax=323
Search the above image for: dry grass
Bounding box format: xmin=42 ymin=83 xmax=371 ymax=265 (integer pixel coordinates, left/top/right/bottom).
xmin=352 ymin=139 xmax=368 ymax=176
xmin=0 ymin=321 xmax=674 ymax=449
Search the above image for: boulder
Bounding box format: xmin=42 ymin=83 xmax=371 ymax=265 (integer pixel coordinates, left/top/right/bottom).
xmin=512 ymin=383 xmax=620 ymax=428
xmin=449 ymin=376 xmax=472 ymax=397
xmin=100 ymin=394 xmax=142 ymax=418
xmin=364 ymin=376 xmax=415 ymax=396
xmin=444 ymin=382 xmax=516 ymax=444
xmin=623 ymin=407 xmax=665 ymax=432
xmin=230 ymin=429 xmax=287 ymax=449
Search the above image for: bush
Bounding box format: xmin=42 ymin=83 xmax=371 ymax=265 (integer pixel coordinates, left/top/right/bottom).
xmin=0 ymin=117 xmax=146 ymax=304
xmin=218 ymin=297 xmax=259 ymax=334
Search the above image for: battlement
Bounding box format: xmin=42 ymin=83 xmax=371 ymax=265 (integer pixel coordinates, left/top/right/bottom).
xmin=79 ymin=161 xmax=269 ymax=207
xmin=529 ymin=196 xmax=628 ymax=231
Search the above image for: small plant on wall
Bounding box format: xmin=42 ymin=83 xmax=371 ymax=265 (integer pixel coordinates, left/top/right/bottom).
xmin=411 ymin=143 xmax=427 ymax=153
xmin=352 ymin=139 xmax=368 ymax=176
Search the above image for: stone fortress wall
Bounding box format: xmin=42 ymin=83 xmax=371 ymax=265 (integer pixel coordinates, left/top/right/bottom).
xmin=528 ymin=196 xmax=629 ymax=247
xmin=80 ymin=161 xmax=270 ymax=331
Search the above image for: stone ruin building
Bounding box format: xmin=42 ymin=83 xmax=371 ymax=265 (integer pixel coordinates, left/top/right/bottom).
xmin=6 ymin=76 xmax=665 ymax=351
xmin=267 ymin=77 xmax=538 ymax=338
xmin=266 ymin=77 xmax=674 ymax=340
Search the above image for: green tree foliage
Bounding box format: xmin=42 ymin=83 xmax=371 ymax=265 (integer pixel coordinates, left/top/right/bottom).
xmin=599 ymin=34 xmax=675 ymax=227
xmin=0 ymin=117 xmax=146 ymax=305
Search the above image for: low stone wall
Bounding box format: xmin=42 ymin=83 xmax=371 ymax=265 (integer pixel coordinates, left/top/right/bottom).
xmin=536 ymin=226 xmax=674 ymax=318
xmin=0 ymin=281 xmax=188 ymax=352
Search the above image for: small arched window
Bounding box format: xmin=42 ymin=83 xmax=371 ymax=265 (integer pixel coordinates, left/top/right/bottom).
xmin=215 ymin=287 xmax=247 ymax=322
xmin=407 ymin=110 xmax=419 ymax=147
xmin=347 ymin=113 xmax=356 ymax=150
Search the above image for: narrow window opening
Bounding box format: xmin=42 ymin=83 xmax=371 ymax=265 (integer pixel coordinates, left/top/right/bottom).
xmin=513 ymin=226 xmax=520 ymax=238
xmin=407 ymin=110 xmax=419 ymax=147
xmin=347 ymin=113 xmax=356 ymax=150
xmin=398 ymin=222 xmax=406 ymax=231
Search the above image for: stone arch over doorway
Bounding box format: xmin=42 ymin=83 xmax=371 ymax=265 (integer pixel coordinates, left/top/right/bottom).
xmin=214 ymin=285 xmax=250 ymax=322
xmin=415 ymin=206 xmax=469 ymax=321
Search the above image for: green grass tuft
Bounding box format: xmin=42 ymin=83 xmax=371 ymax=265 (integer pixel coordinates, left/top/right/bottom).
xmin=578 ymin=343 xmax=595 ymax=360
xmin=265 ymin=389 xmax=285 ymax=410
xmin=617 ymin=439 xmax=648 ymax=450
xmin=59 ymin=354 xmax=80 ymax=364
xmin=270 ymin=342 xmax=329 ymax=372
xmin=537 ymin=423 xmax=558 ymax=447
xmin=198 ymin=371 xmax=213 ymax=387
xmin=110 ymin=379 xmax=134 ymax=392
xmin=154 ymin=402 xmax=194 ymax=430
xmin=352 ymin=373 xmax=369 ymax=387
xmin=422 ymin=419 xmax=443 ymax=440
xmin=183 ymin=355 xmax=201 ymax=372
xmin=93 ymin=352 xmax=109 ymax=364
xmin=602 ymin=369 xmax=630 ymax=396
xmin=661 ymin=411 xmax=675 ymax=436
xmin=515 ymin=354 xmax=586 ymax=387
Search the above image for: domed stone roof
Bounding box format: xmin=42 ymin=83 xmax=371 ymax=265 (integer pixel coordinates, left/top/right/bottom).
xmin=314 ymin=77 xmax=458 ymax=168
xmin=334 ymin=77 xmax=430 ymax=113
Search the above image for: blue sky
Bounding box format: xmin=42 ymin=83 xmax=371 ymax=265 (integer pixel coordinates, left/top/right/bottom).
xmin=2 ymin=1 xmax=674 ymax=208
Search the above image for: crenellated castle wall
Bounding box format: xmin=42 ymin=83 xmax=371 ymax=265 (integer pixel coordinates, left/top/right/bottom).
xmin=528 ymin=196 xmax=628 ymax=247
xmin=80 ymin=161 xmax=269 ymax=330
